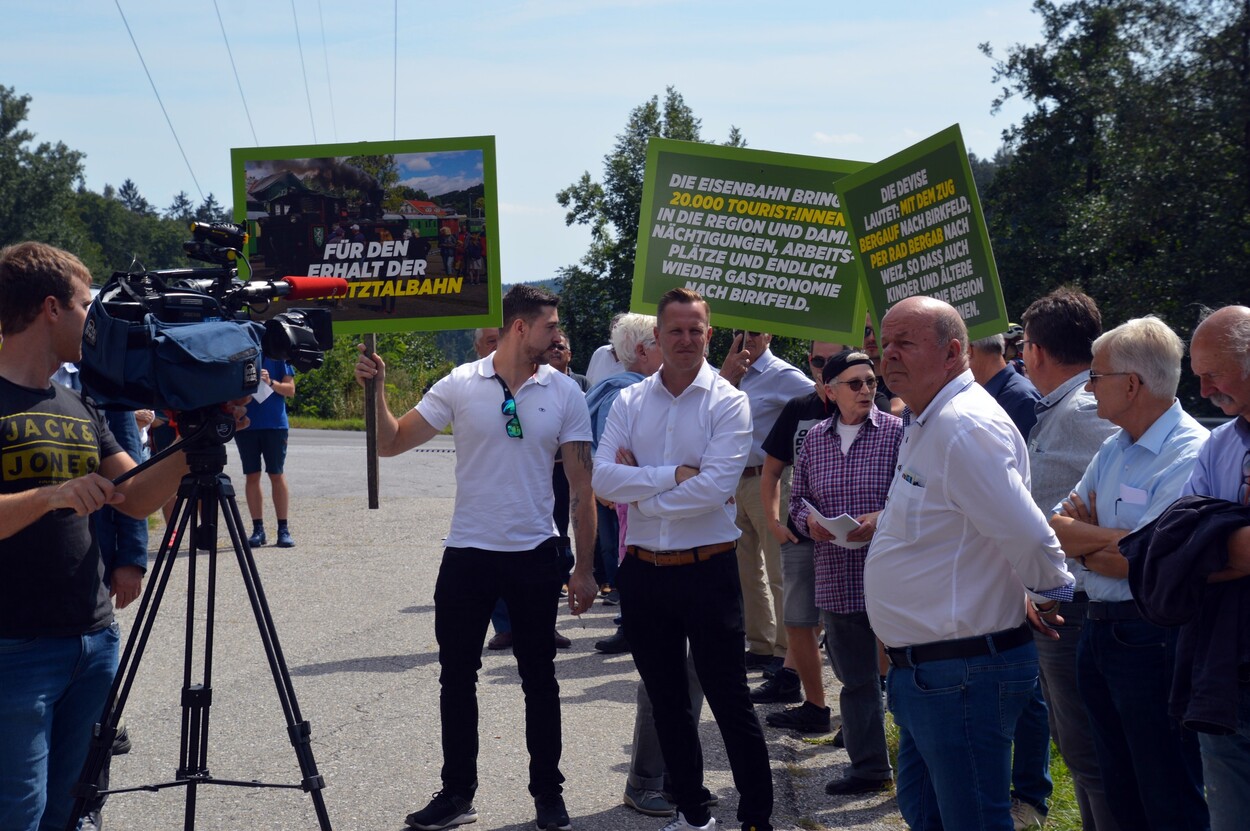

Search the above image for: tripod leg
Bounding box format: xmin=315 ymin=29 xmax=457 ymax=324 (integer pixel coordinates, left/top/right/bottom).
xmin=65 ymin=487 xmax=197 ymax=831
xmin=217 ymin=476 xmax=333 ymax=830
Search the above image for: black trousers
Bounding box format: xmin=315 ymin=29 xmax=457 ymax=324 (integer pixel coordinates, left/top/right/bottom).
xmin=618 ymin=547 xmax=774 ymax=829
xmin=434 ymin=542 xmax=567 ymax=799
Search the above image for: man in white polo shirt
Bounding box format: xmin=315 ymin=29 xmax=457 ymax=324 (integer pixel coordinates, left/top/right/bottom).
xmin=355 ymin=284 xmax=596 ymax=831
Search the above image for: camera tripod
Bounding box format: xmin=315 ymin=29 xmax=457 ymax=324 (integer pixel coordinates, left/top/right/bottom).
xmin=66 ymin=408 xmax=332 ymax=831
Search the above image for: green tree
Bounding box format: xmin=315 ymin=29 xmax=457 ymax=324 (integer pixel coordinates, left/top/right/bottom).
xmin=291 ymin=332 xmax=454 ymax=420
xmin=982 ymin=0 xmax=1250 ymax=356
xmin=117 ymin=178 xmax=155 ymax=216
xmin=194 ymin=193 xmax=231 ymax=224
xmin=0 ymin=86 xmax=86 ymax=249
xmin=74 ymin=186 xmax=189 ymax=275
xmin=555 ymin=86 xmax=745 ymax=370
xmin=166 ymin=191 xmax=196 ymax=223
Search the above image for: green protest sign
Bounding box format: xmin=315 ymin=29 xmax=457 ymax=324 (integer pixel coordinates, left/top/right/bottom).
xmin=631 ymin=138 xmax=869 ymax=343
xmin=833 ymin=125 xmax=1008 ymax=340
xmin=231 ymin=137 xmax=499 ymax=335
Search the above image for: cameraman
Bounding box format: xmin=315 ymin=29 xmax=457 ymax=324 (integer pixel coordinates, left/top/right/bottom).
xmin=0 ymin=241 xmax=247 ymax=831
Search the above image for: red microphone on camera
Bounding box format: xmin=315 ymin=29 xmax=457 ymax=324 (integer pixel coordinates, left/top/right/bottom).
xmin=236 ymin=276 xmax=350 ymax=303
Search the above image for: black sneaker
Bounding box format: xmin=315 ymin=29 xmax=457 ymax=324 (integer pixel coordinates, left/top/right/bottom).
xmin=764 ymin=701 xmax=831 ymax=733
xmin=594 ymin=628 xmax=630 ymax=654
xmin=534 ymin=793 xmax=571 ymax=831
xmin=111 ymin=718 xmax=131 ymax=755
xmin=749 ymin=667 xmax=801 ymax=703
xmin=743 ymin=651 xmax=774 ymax=670
xmin=247 ymin=528 xmax=266 ymax=548
xmin=405 ymin=791 xmax=477 ymax=830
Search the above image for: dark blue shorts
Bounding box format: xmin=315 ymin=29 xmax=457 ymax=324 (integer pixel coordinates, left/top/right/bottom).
xmin=234 ymin=429 xmax=288 ymax=475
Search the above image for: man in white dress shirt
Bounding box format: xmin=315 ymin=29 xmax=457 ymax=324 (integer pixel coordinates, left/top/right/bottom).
xmin=864 ymin=295 xmax=1074 ymax=830
xmin=594 ymin=287 xmax=772 ymax=831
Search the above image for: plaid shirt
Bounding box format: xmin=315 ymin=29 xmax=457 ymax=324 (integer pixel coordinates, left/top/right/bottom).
xmin=790 ymin=406 xmax=903 ymax=613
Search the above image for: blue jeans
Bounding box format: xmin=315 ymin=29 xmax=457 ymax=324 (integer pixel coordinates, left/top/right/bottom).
xmin=1034 ymin=603 xmax=1122 ymax=831
xmin=1200 ymin=683 xmax=1250 ymax=831
xmin=888 ymin=638 xmax=1039 ymax=830
xmin=1010 ymin=679 xmax=1052 ymax=814
xmin=1077 ymin=617 xmax=1209 ymax=830
xmin=594 ymin=501 xmax=620 ymax=588
xmin=0 ymin=624 xmax=119 ymax=831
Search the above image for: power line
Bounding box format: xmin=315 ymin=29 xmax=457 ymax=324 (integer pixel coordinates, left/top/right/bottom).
xmin=212 ymin=0 xmax=258 ymax=146
xmin=317 ymin=0 xmax=339 ymax=142
xmin=113 ymin=0 xmax=204 ymax=201
xmin=393 ymin=0 xmax=398 ymax=141
xmin=291 ymin=0 xmax=318 ymax=143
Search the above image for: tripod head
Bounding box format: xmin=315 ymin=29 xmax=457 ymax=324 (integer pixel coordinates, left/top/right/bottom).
xmin=112 ymin=405 xmax=240 ymax=487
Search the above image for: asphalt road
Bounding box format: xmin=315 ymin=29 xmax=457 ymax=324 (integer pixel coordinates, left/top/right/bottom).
xmin=99 ymin=429 xmax=903 ymax=831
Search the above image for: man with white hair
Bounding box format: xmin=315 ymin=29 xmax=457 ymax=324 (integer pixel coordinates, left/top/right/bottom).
xmin=1050 ymin=315 xmax=1210 ymax=830
xmin=585 ymin=313 xmax=663 ymax=656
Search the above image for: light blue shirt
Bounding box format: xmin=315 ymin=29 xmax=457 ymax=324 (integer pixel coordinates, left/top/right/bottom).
xmin=1058 ymin=399 xmax=1208 ymax=602
xmin=738 ymin=348 xmax=814 ymax=467
xmin=1182 ymin=416 xmax=1250 ymax=502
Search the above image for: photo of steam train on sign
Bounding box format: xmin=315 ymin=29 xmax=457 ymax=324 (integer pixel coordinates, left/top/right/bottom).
xmin=231 ymin=139 xmax=499 ymax=334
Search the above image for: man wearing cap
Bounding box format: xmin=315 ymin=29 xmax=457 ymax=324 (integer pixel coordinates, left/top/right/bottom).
xmin=790 ymin=349 xmax=903 ymax=796
xmin=719 ymin=330 xmax=813 ymax=672
xmin=594 ymin=287 xmax=773 ymax=831
xmin=866 ymin=296 xmax=1074 ymax=829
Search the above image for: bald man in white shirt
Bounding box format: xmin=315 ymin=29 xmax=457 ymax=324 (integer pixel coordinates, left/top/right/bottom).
xmin=865 ymin=296 xmax=1074 ymax=830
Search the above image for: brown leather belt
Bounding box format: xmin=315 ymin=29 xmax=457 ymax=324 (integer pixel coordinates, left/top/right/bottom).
xmin=741 ymin=466 xmax=763 ymax=478
xmin=626 ymin=542 xmax=735 ymax=566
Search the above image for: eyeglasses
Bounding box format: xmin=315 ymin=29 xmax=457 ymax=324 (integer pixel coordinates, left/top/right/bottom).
xmin=864 ymin=326 xmax=875 ymax=339
xmin=549 ymin=344 xmax=569 ymax=352
xmin=1087 ymin=371 xmax=1134 ymax=385
xmin=735 ymin=330 xmax=761 ymax=339
xmin=1019 ymin=340 xmax=1034 ymax=349
xmin=493 ymin=375 xmax=523 ymax=439
xmin=831 ymin=377 xmax=879 ymax=392
xmin=809 ymin=355 xmax=828 ymax=369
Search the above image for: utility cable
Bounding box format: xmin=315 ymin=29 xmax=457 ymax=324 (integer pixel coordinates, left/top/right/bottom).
xmin=393 ymin=0 xmax=398 ymax=140
xmin=317 ymin=0 xmax=339 ymax=142
xmin=213 ymin=0 xmax=258 ymax=145
xmin=113 ymin=0 xmax=204 ymax=201
xmin=291 ymin=0 xmax=318 ymax=143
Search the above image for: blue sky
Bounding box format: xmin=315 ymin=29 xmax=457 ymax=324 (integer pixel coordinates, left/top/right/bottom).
xmin=5 ymin=0 xmax=1044 ymax=281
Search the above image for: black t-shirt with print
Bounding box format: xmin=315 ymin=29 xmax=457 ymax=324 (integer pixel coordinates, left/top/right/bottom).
xmin=0 ymin=378 xmax=120 ymax=637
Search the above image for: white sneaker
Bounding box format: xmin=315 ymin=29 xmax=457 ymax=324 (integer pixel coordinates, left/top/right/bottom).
xmin=1010 ymin=797 xmax=1046 ymax=829
xmin=659 ymin=812 xmax=717 ymax=831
